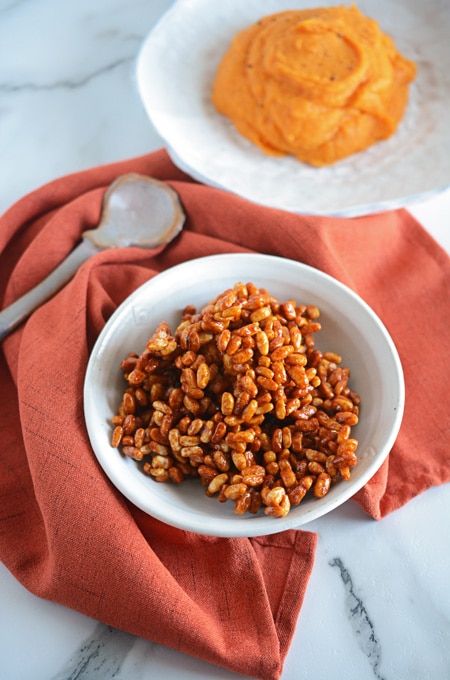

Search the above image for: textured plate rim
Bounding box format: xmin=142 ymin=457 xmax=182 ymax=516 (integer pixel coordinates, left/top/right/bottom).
xmin=136 ymin=0 xmax=450 ymax=217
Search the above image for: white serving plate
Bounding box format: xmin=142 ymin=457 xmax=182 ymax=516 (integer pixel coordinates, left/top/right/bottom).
xmin=136 ymin=0 xmax=450 ymax=217
xmin=84 ymin=254 xmax=404 ymax=537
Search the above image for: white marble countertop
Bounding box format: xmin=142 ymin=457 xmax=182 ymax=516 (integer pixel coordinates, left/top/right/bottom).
xmin=1 ymin=1 xmax=449 ymax=679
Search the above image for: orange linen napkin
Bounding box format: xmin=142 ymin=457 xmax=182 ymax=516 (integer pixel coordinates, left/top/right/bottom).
xmin=1 ymin=149 xmax=449 ymax=679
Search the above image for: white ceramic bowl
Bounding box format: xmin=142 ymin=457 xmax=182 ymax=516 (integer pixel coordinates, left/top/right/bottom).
xmin=136 ymin=0 xmax=450 ymax=216
xmin=84 ymin=254 xmax=404 ymax=537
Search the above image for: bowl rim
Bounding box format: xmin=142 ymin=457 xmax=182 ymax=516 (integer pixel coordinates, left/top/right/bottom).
xmin=83 ymin=253 xmax=405 ymax=536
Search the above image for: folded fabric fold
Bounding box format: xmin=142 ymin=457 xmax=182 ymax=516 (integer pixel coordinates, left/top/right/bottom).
xmin=1 ymin=149 xmax=449 ymax=679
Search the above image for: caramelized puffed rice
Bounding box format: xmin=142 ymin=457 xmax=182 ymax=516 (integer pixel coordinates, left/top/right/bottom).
xmin=111 ymin=282 xmax=360 ymax=518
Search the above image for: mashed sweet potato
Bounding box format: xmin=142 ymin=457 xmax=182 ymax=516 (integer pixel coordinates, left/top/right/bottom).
xmin=212 ymin=5 xmax=417 ymax=166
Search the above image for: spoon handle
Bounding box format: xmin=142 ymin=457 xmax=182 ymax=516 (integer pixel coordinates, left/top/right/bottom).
xmin=0 ymin=238 xmax=98 ymax=341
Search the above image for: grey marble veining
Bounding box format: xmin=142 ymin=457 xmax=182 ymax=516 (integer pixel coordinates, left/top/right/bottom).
xmin=1 ymin=56 xmax=135 ymax=93
xmin=329 ymin=557 xmax=384 ymax=680
xmin=51 ymin=625 xmax=136 ymax=680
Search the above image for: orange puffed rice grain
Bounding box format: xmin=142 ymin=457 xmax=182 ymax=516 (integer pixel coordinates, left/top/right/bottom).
xmin=111 ymin=282 xmax=360 ymax=518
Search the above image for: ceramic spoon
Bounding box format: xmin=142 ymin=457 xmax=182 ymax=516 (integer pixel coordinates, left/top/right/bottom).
xmin=0 ymin=173 xmax=185 ymax=341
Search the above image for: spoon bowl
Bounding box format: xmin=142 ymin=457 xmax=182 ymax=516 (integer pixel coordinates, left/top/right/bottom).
xmin=83 ymin=173 xmax=185 ymax=249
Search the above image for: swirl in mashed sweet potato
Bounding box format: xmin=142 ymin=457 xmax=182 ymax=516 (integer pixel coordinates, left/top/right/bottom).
xmin=212 ymin=5 xmax=417 ymax=166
